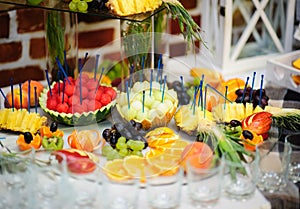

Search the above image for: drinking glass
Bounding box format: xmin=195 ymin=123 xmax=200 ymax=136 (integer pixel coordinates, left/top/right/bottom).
xmin=254 ymin=141 xmax=291 ymax=193
xmin=285 ymin=133 xmax=300 ymax=183
xmin=223 ymin=155 xmax=256 ymax=200
xmin=102 ymin=175 xmax=139 ymax=209
xmin=146 ymin=168 xmax=183 ymax=209
xmin=0 ymin=149 xmax=36 ymax=209
xmin=186 ymin=154 xmax=223 ymax=208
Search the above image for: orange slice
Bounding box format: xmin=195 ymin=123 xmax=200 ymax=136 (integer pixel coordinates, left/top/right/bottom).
xmin=123 ymin=156 xmax=160 ymax=182
xmin=103 ymin=159 xmax=131 ymax=181
xmin=146 ymin=152 xmax=180 ymax=172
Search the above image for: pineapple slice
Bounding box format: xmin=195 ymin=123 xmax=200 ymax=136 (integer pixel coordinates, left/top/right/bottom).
xmin=0 ymin=108 xmax=47 ymax=134
xmin=174 ymin=104 xmax=214 ymax=135
xmin=106 ymin=0 xmax=163 ymax=16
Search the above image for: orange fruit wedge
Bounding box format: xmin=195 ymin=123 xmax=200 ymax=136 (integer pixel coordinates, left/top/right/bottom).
xmin=123 ymin=156 xmax=160 ymax=182
xmin=68 ymin=130 xmax=101 ymax=152
xmin=103 ymin=159 xmax=131 ymax=181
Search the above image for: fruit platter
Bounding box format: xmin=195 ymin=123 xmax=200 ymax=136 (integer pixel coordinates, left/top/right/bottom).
xmin=5 ymin=61 xmax=300 ymax=208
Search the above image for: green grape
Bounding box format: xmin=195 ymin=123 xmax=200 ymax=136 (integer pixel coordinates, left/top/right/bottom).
xmin=118 ymin=136 xmax=126 ymax=143
xmin=72 ymin=0 xmax=80 ymax=3
xmin=102 ymin=145 xmax=113 ymax=156
xmin=119 ymin=148 xmax=129 ymax=157
xmin=131 ymin=150 xmax=143 ymax=157
xmin=77 ymin=0 xmax=88 ymax=12
xmin=84 ymin=0 xmax=92 ymax=2
xmin=107 ymin=149 xmax=121 ymax=161
xmin=69 ymin=1 xmax=77 ymax=11
xmin=129 ymin=140 xmax=145 ymax=151
xmin=116 ymin=142 xmax=127 ymax=150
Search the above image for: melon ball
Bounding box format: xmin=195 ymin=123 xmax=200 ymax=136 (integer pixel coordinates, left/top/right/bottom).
xmin=121 ymin=105 xmax=137 ymax=121
xmin=136 ymin=110 xmax=149 ymax=121
xmin=149 ymin=109 xmax=164 ymax=120
xmin=131 ymin=100 xmax=143 ymax=111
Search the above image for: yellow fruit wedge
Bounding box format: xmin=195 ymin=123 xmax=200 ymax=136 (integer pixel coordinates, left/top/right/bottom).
xmin=103 ymin=159 xmax=131 ymax=181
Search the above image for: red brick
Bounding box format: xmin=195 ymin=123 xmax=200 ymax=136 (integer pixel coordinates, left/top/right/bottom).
xmin=17 ymin=8 xmax=44 ymax=33
xmin=78 ymin=28 xmax=114 ymax=49
xmin=78 ymin=13 xmax=110 ymax=23
xmin=0 ymin=42 xmax=22 ymax=63
xmin=170 ymin=14 xmax=201 ymax=35
xmin=0 ymin=13 xmax=9 ymax=38
xmin=180 ymin=0 xmax=197 ymax=10
xmin=30 ymin=38 xmax=46 ymax=59
xmin=0 ymin=66 xmax=45 ymax=87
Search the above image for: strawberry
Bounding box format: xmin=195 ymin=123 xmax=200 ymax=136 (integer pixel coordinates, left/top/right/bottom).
xmin=104 ymin=87 xmax=117 ymax=100
xmin=65 ymin=84 xmax=75 ymax=97
xmin=56 ymin=103 xmax=69 ymax=113
xmin=68 ymin=95 xmax=80 ymax=107
xmin=86 ymin=80 xmax=98 ymax=91
xmin=56 ymin=93 xmax=68 ymax=104
xmin=100 ymin=94 xmax=112 ymax=106
xmin=95 ymin=88 xmax=104 ymax=101
xmin=47 ymin=98 xmax=57 ymax=110
xmin=52 ymin=82 xmax=63 ymax=93
xmin=74 ymin=86 xmax=89 ymax=99
xmin=73 ymin=103 xmax=87 ymax=114
xmin=94 ymin=101 xmax=102 ymax=110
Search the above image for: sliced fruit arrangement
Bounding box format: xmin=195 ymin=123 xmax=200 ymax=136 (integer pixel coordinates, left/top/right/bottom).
xmin=174 ymin=104 xmax=215 ymax=136
xmin=213 ymin=102 xmax=300 ymax=132
xmin=4 ymin=80 xmax=44 ymax=109
xmin=40 ymin=122 xmax=65 ymax=150
xmin=0 ymin=108 xmax=47 ymax=134
xmin=52 ymin=149 xmax=99 ymax=174
xmin=116 ymin=80 xmax=178 ymax=130
xmin=101 ymin=122 xmax=147 ymax=160
xmin=68 ymin=129 xmax=102 ymax=152
xmin=39 ymin=73 xmax=117 ymax=125
xmin=16 ymin=132 xmax=42 ymax=151
xmin=235 ymin=86 xmax=269 ymax=109
xmin=102 ymin=127 xmax=191 ymax=181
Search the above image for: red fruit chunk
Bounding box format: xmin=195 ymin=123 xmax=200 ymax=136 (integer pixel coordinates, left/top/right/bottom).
xmin=100 ymin=94 xmax=112 ymax=106
xmin=53 ymin=82 xmax=63 ymax=93
xmin=94 ymin=101 xmax=102 ymax=110
xmin=95 ymin=88 xmax=104 ymax=101
xmin=65 ymin=84 xmax=75 ymax=97
xmin=47 ymin=98 xmax=58 ymax=110
xmin=68 ymin=95 xmax=80 ymax=107
xmin=88 ymin=91 xmax=96 ymax=101
xmin=75 ymin=86 xmax=89 ymax=99
xmin=56 ymin=103 xmax=69 ymax=113
xmin=105 ymin=87 xmax=117 ymax=100
xmin=56 ymin=93 xmax=68 ymax=104
xmin=87 ymin=80 xmax=98 ymax=91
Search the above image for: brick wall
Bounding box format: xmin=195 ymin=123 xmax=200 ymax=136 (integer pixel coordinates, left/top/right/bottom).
xmin=0 ymin=0 xmax=201 ymax=87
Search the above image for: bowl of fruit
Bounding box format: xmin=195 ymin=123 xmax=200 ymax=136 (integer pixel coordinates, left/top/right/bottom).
xmin=39 ymin=74 xmax=117 ymax=126
xmin=113 ymin=77 xmax=178 ymax=130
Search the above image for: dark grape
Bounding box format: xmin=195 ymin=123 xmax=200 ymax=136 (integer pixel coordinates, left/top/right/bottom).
xmin=235 ymin=89 xmax=244 ymax=96
xmin=235 ymin=96 xmax=243 ymax=103
xmin=134 ymin=122 xmax=143 ymax=131
xmin=24 ymin=132 xmax=33 ymax=144
xmin=129 ymin=120 xmax=136 ymax=127
xmin=109 ymin=135 xmax=118 ymax=148
xmin=50 ymin=122 xmax=58 ymax=132
xmin=102 ymin=129 xmax=111 ymax=141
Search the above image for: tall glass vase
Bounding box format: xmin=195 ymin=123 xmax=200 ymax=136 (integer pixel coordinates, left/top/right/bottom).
xmin=120 ymin=9 xmax=169 ymax=74
xmin=45 ymin=10 xmax=78 ymax=82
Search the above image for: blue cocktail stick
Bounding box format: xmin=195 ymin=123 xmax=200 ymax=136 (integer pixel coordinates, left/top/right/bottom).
xmin=10 ymin=78 xmax=14 ymax=111
xmin=259 ymin=74 xmax=264 ymax=107
xmin=56 ymin=57 xmax=71 ymax=84
xmin=45 ymin=69 xmax=52 ymax=96
xmin=94 ymin=54 xmax=100 ymax=81
xmin=161 ymin=75 xmax=167 ymax=103
xmin=249 ymin=72 xmax=256 ymax=101
xmin=241 ymin=77 xmax=249 ymax=103
xmin=27 ymin=80 xmax=31 ymax=112
xmin=19 ymin=83 xmax=22 ymax=110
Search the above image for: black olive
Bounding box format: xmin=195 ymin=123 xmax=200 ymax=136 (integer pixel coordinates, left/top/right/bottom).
xmin=229 ymin=120 xmax=241 ymax=127
xmin=50 ymin=122 xmax=58 ymax=132
xmin=242 ymin=130 xmax=254 ymax=140
xmin=24 ymin=132 xmax=33 ymax=144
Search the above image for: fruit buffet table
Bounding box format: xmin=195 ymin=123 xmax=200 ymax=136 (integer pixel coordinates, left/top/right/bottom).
xmin=1 ymin=57 xmax=300 ymax=209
